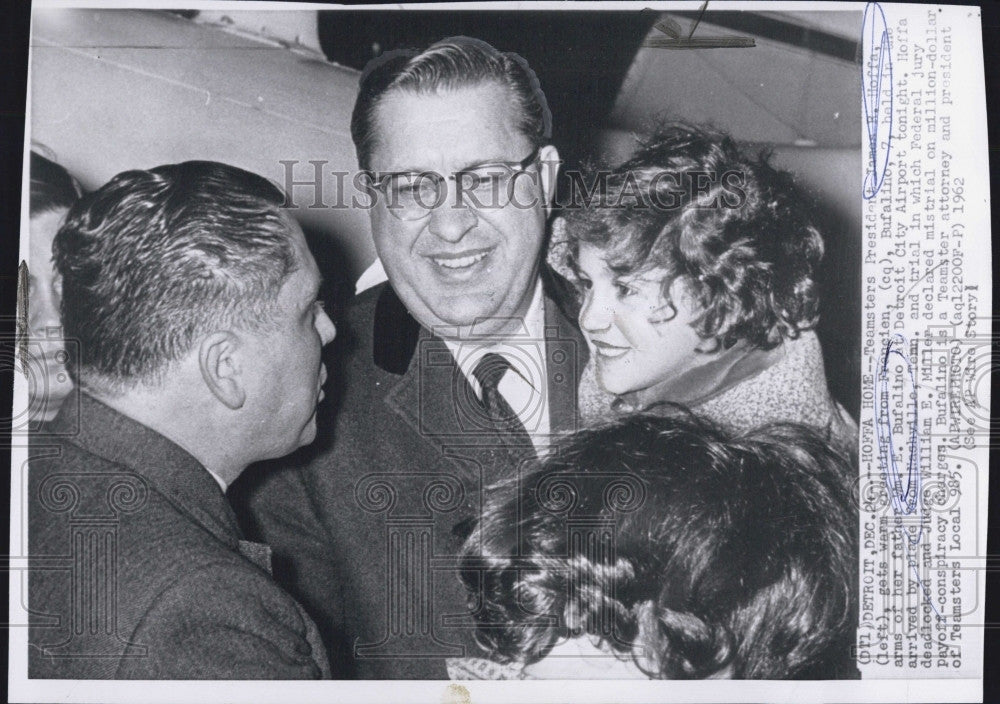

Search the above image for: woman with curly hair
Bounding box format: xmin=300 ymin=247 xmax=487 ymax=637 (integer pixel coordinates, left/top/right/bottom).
xmin=551 ymin=124 xmax=855 ymax=449
xmin=455 ymin=414 xmax=858 ymax=680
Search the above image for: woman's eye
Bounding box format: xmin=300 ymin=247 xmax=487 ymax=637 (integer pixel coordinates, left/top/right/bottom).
xmin=615 ymin=282 xmax=637 ymax=298
xmin=576 ymin=277 xmax=592 ymax=291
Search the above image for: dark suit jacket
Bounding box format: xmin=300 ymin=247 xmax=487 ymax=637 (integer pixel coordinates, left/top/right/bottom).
xmin=234 ymin=270 xmax=587 ymax=679
xmin=29 ymin=393 xmax=331 ymax=679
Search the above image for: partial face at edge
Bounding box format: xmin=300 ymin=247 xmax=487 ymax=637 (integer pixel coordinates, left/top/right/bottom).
xmin=28 ymin=207 xmax=73 ymax=420
xmin=367 ymin=82 xmax=558 ymax=337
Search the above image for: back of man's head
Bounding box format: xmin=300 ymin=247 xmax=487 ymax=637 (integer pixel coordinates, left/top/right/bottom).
xmin=350 ymin=36 xmax=551 ymax=171
xmin=54 ymin=160 xmax=297 ymax=395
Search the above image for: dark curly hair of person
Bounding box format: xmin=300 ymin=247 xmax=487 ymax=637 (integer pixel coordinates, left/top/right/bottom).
xmin=459 ymin=412 xmax=857 ymax=679
xmin=30 ymin=150 xmax=82 ymax=218
xmin=556 ymin=123 xmax=825 ymax=351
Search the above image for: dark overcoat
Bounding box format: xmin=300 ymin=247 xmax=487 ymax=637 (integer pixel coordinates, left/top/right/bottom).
xmin=29 ymin=393 xmax=331 ymax=679
xmin=234 ymin=271 xmax=587 ymax=679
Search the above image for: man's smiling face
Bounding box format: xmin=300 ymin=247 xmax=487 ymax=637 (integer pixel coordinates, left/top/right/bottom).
xmin=367 ymin=82 xmax=557 ymax=338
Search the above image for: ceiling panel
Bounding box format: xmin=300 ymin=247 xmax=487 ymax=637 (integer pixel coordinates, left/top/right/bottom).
xmin=610 ymin=10 xmax=863 ymax=148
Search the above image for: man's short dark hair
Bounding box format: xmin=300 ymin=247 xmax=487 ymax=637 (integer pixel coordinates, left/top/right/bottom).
xmin=53 ymin=160 xmax=297 ymax=393
xmin=350 ymin=36 xmax=552 ymax=171
xmin=460 ymin=412 xmax=857 ymax=679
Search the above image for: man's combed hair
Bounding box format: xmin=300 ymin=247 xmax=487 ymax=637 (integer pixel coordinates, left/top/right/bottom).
xmin=560 ymin=123 xmax=825 ymax=351
xmin=53 ymin=160 xmax=297 ymax=392
xmin=350 ymin=36 xmax=551 ymax=170
xmin=459 ymin=413 xmax=857 ymax=679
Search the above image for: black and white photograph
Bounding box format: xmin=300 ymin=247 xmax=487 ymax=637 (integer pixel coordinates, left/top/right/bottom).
xmin=6 ymin=2 xmax=992 ymax=703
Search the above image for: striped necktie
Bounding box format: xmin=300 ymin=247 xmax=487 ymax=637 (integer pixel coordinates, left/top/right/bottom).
xmin=471 ymin=352 xmax=533 ymax=450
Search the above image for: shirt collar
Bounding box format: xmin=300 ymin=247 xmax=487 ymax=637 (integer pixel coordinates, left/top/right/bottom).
xmin=442 ymin=279 xmax=545 ymax=396
xmin=372 ymin=265 xmax=581 ymax=376
xmin=206 ymin=469 xmax=229 ymax=492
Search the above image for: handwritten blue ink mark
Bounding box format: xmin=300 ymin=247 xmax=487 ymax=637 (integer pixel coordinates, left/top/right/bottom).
xmin=875 ymin=333 xmax=919 ymax=515
xmin=862 ymin=2 xmax=893 ymax=200
xmin=874 ymin=333 xmax=944 ymax=619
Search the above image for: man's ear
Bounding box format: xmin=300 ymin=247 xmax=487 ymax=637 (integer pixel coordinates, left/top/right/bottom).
xmin=538 ymin=144 xmax=561 ymax=211
xmin=198 ymin=331 xmax=245 ymax=410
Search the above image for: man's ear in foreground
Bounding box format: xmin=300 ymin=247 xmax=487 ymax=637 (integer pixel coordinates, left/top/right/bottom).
xmin=199 ymin=330 xmax=245 ymax=410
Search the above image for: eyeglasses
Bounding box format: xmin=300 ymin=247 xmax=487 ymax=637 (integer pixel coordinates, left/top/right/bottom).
xmin=370 ymin=147 xmax=541 ymax=221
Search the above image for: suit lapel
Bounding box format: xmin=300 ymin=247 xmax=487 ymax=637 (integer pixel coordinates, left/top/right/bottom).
xmin=383 ymin=329 xmax=474 ymax=458
xmin=542 ymin=267 xmax=589 ymax=435
xmin=375 ymin=270 xmax=589 ymax=453
xmin=366 ymin=280 xmax=586 ymax=662
xmin=237 ymin=540 xmax=273 ymax=575
xmin=376 ymin=284 xmax=508 ymax=460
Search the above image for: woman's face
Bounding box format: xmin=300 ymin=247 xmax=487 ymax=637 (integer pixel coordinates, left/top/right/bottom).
xmin=575 ymin=243 xmax=705 ymax=397
xmin=28 ymin=207 xmax=73 ymax=420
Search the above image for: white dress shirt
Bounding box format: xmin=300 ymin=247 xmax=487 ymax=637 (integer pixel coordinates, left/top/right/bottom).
xmin=442 ymin=280 xmax=551 ymax=453
xmin=207 ymin=468 xmax=228 ymax=492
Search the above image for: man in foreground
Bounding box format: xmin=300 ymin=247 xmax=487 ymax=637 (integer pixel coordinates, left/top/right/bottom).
xmin=29 ymin=161 xmax=337 ymax=678
xmin=237 ymin=37 xmax=588 ymax=679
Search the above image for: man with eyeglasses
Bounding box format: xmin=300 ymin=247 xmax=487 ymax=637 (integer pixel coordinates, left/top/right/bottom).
xmin=235 ymin=37 xmax=588 ymax=679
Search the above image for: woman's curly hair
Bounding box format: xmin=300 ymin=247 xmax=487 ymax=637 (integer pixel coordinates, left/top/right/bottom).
xmin=555 ymin=123 xmax=825 ymax=350
xmin=458 ymin=412 xmax=857 ymax=679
